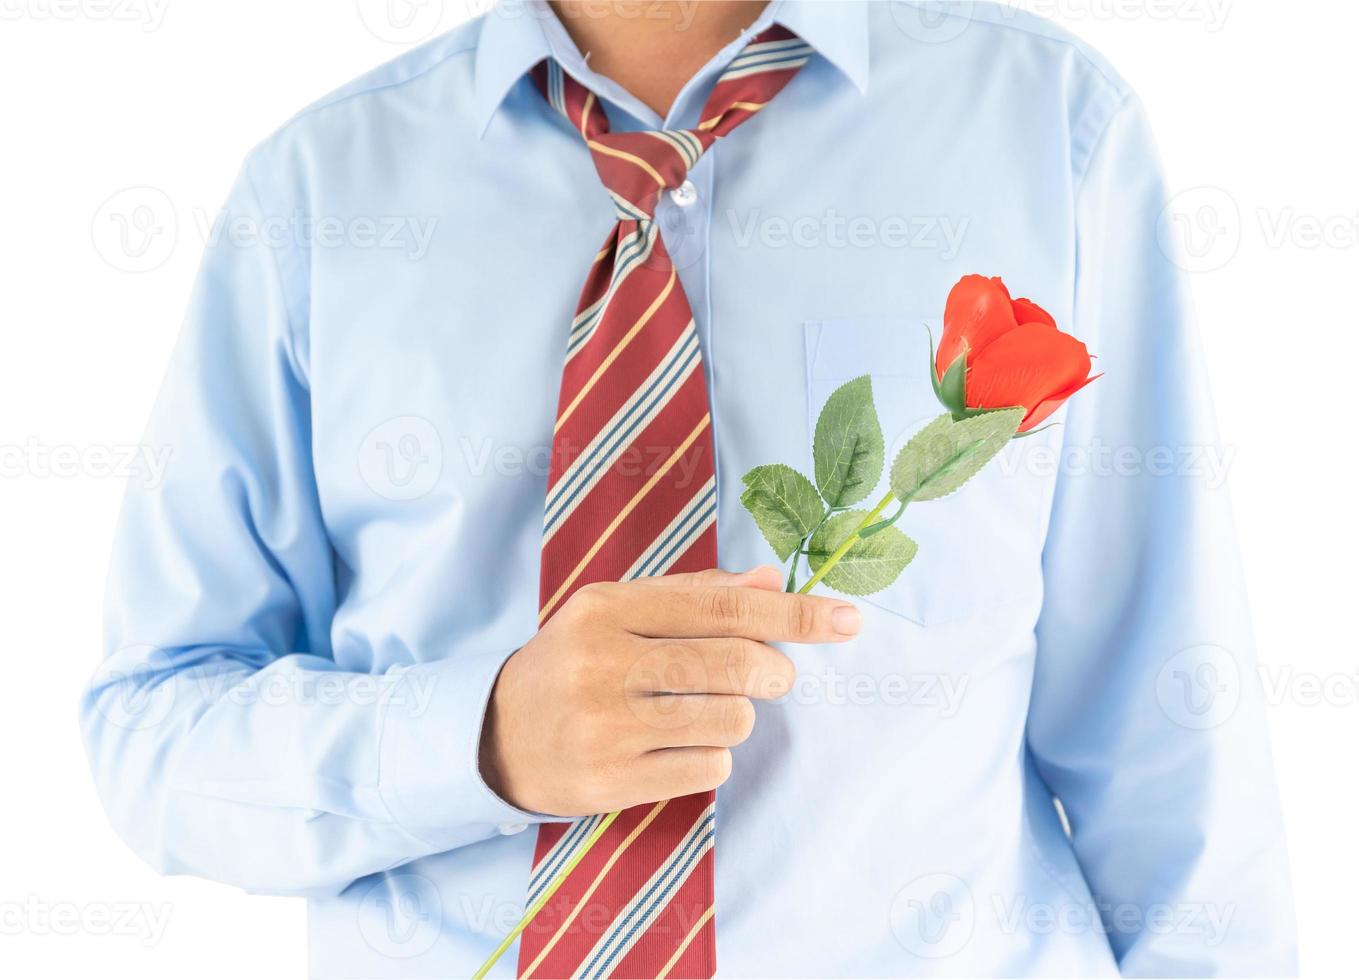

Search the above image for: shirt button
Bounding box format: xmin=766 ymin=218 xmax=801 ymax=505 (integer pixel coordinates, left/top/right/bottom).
xmin=669 ymin=180 xmax=699 ymax=208
xmin=499 ymin=822 xmax=528 ymax=836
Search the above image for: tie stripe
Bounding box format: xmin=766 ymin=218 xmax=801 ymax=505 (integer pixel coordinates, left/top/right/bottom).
xmin=522 ymin=25 xmax=809 ymax=978
xmin=521 ymin=802 xmax=670 ymax=979
xmin=552 ymin=266 xmax=680 ymax=436
xmin=520 ymin=804 xmax=669 ymax=979
xmin=527 ymin=813 xmax=605 ymax=908
xmin=655 ymin=905 xmax=716 ymax=980
xmin=719 ymin=40 xmax=814 ymax=82
xmin=568 ymin=222 xmax=661 ymax=360
xmin=543 ymin=326 xmax=702 ymax=542
xmin=539 ymin=410 xmax=711 ymax=624
xmin=644 ymin=129 xmax=704 ymax=170
xmin=575 ymin=804 xmax=717 ymax=979
xmin=622 ymin=477 xmax=718 ymax=582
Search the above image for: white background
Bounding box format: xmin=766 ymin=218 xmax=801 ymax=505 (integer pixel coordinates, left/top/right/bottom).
xmin=1 ymin=1 xmax=1354 ymax=976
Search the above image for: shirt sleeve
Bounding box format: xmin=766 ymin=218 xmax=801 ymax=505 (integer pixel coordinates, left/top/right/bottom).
xmin=80 ymin=153 xmax=542 ymax=898
xmin=1026 ymin=95 xmax=1298 ymax=976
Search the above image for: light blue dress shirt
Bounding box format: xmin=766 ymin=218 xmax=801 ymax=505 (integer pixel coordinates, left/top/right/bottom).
xmin=82 ymin=1 xmax=1296 ymax=975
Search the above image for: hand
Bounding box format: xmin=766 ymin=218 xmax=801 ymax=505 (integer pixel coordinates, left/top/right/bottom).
xmin=479 ymin=567 xmax=862 ymax=816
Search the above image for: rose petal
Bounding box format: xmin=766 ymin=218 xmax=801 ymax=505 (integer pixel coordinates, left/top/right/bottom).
xmin=936 ymin=275 xmax=1019 ymax=378
xmin=1019 ymin=373 xmax=1101 ymax=431
xmin=1011 ymin=297 xmax=1057 ymax=329
xmin=964 ymin=322 xmax=1094 ymax=418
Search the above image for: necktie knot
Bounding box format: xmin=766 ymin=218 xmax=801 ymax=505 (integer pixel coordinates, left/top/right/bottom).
xmin=590 ymin=129 xmax=709 ymax=221
xmin=533 ymin=25 xmax=814 ymax=223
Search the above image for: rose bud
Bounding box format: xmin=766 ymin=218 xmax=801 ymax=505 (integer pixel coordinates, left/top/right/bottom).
xmin=932 ymin=274 xmax=1099 ymax=433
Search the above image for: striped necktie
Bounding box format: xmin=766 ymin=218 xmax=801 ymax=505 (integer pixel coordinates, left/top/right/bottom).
xmin=519 ymin=26 xmax=812 ymax=980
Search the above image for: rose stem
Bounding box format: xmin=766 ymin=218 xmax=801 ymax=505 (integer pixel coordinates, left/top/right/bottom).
xmin=797 ymin=489 xmax=897 ymax=595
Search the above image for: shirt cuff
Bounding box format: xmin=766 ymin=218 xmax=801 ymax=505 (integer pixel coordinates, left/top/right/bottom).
xmin=376 ymin=647 xmax=548 ymax=850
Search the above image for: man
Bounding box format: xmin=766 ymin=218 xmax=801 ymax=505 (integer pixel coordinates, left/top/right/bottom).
xmin=82 ymin=1 xmax=1295 ymax=976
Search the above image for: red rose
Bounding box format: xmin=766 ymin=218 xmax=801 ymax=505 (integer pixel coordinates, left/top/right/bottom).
xmin=933 ymin=275 xmax=1098 ymax=432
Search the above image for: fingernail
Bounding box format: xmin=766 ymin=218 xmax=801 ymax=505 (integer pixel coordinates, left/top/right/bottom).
xmin=831 ymin=605 xmax=861 ymax=637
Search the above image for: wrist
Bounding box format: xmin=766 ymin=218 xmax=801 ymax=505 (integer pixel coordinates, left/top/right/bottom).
xmin=479 ymin=647 xmax=527 ymax=811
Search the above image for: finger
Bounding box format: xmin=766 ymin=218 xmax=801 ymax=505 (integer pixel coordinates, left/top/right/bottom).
xmin=627 ymin=694 xmax=757 ymax=751
xmin=618 ymin=747 xmax=734 ymax=807
xmin=622 ymin=585 xmax=861 ymax=643
xmin=636 ymin=566 xmax=783 ymax=592
xmin=626 ymin=638 xmax=795 ymax=700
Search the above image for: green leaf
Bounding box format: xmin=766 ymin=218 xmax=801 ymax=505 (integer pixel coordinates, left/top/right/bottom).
xmin=739 ymin=464 xmax=826 ymax=561
xmin=890 ymin=409 xmax=1024 ymax=502
xmin=807 ymin=510 xmax=918 ymax=596
xmin=813 ymin=376 xmax=885 ymax=508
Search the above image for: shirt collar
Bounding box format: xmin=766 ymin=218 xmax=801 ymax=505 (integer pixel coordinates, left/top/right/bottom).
xmin=474 ymin=0 xmax=869 ymax=137
xmin=772 ymin=0 xmax=870 ymax=95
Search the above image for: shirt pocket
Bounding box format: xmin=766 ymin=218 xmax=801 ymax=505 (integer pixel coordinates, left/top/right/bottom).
xmin=804 ymin=317 xmax=1048 ymax=627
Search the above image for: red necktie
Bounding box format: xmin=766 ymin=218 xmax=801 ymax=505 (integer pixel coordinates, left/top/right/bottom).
xmin=521 ymin=27 xmax=811 ymax=979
